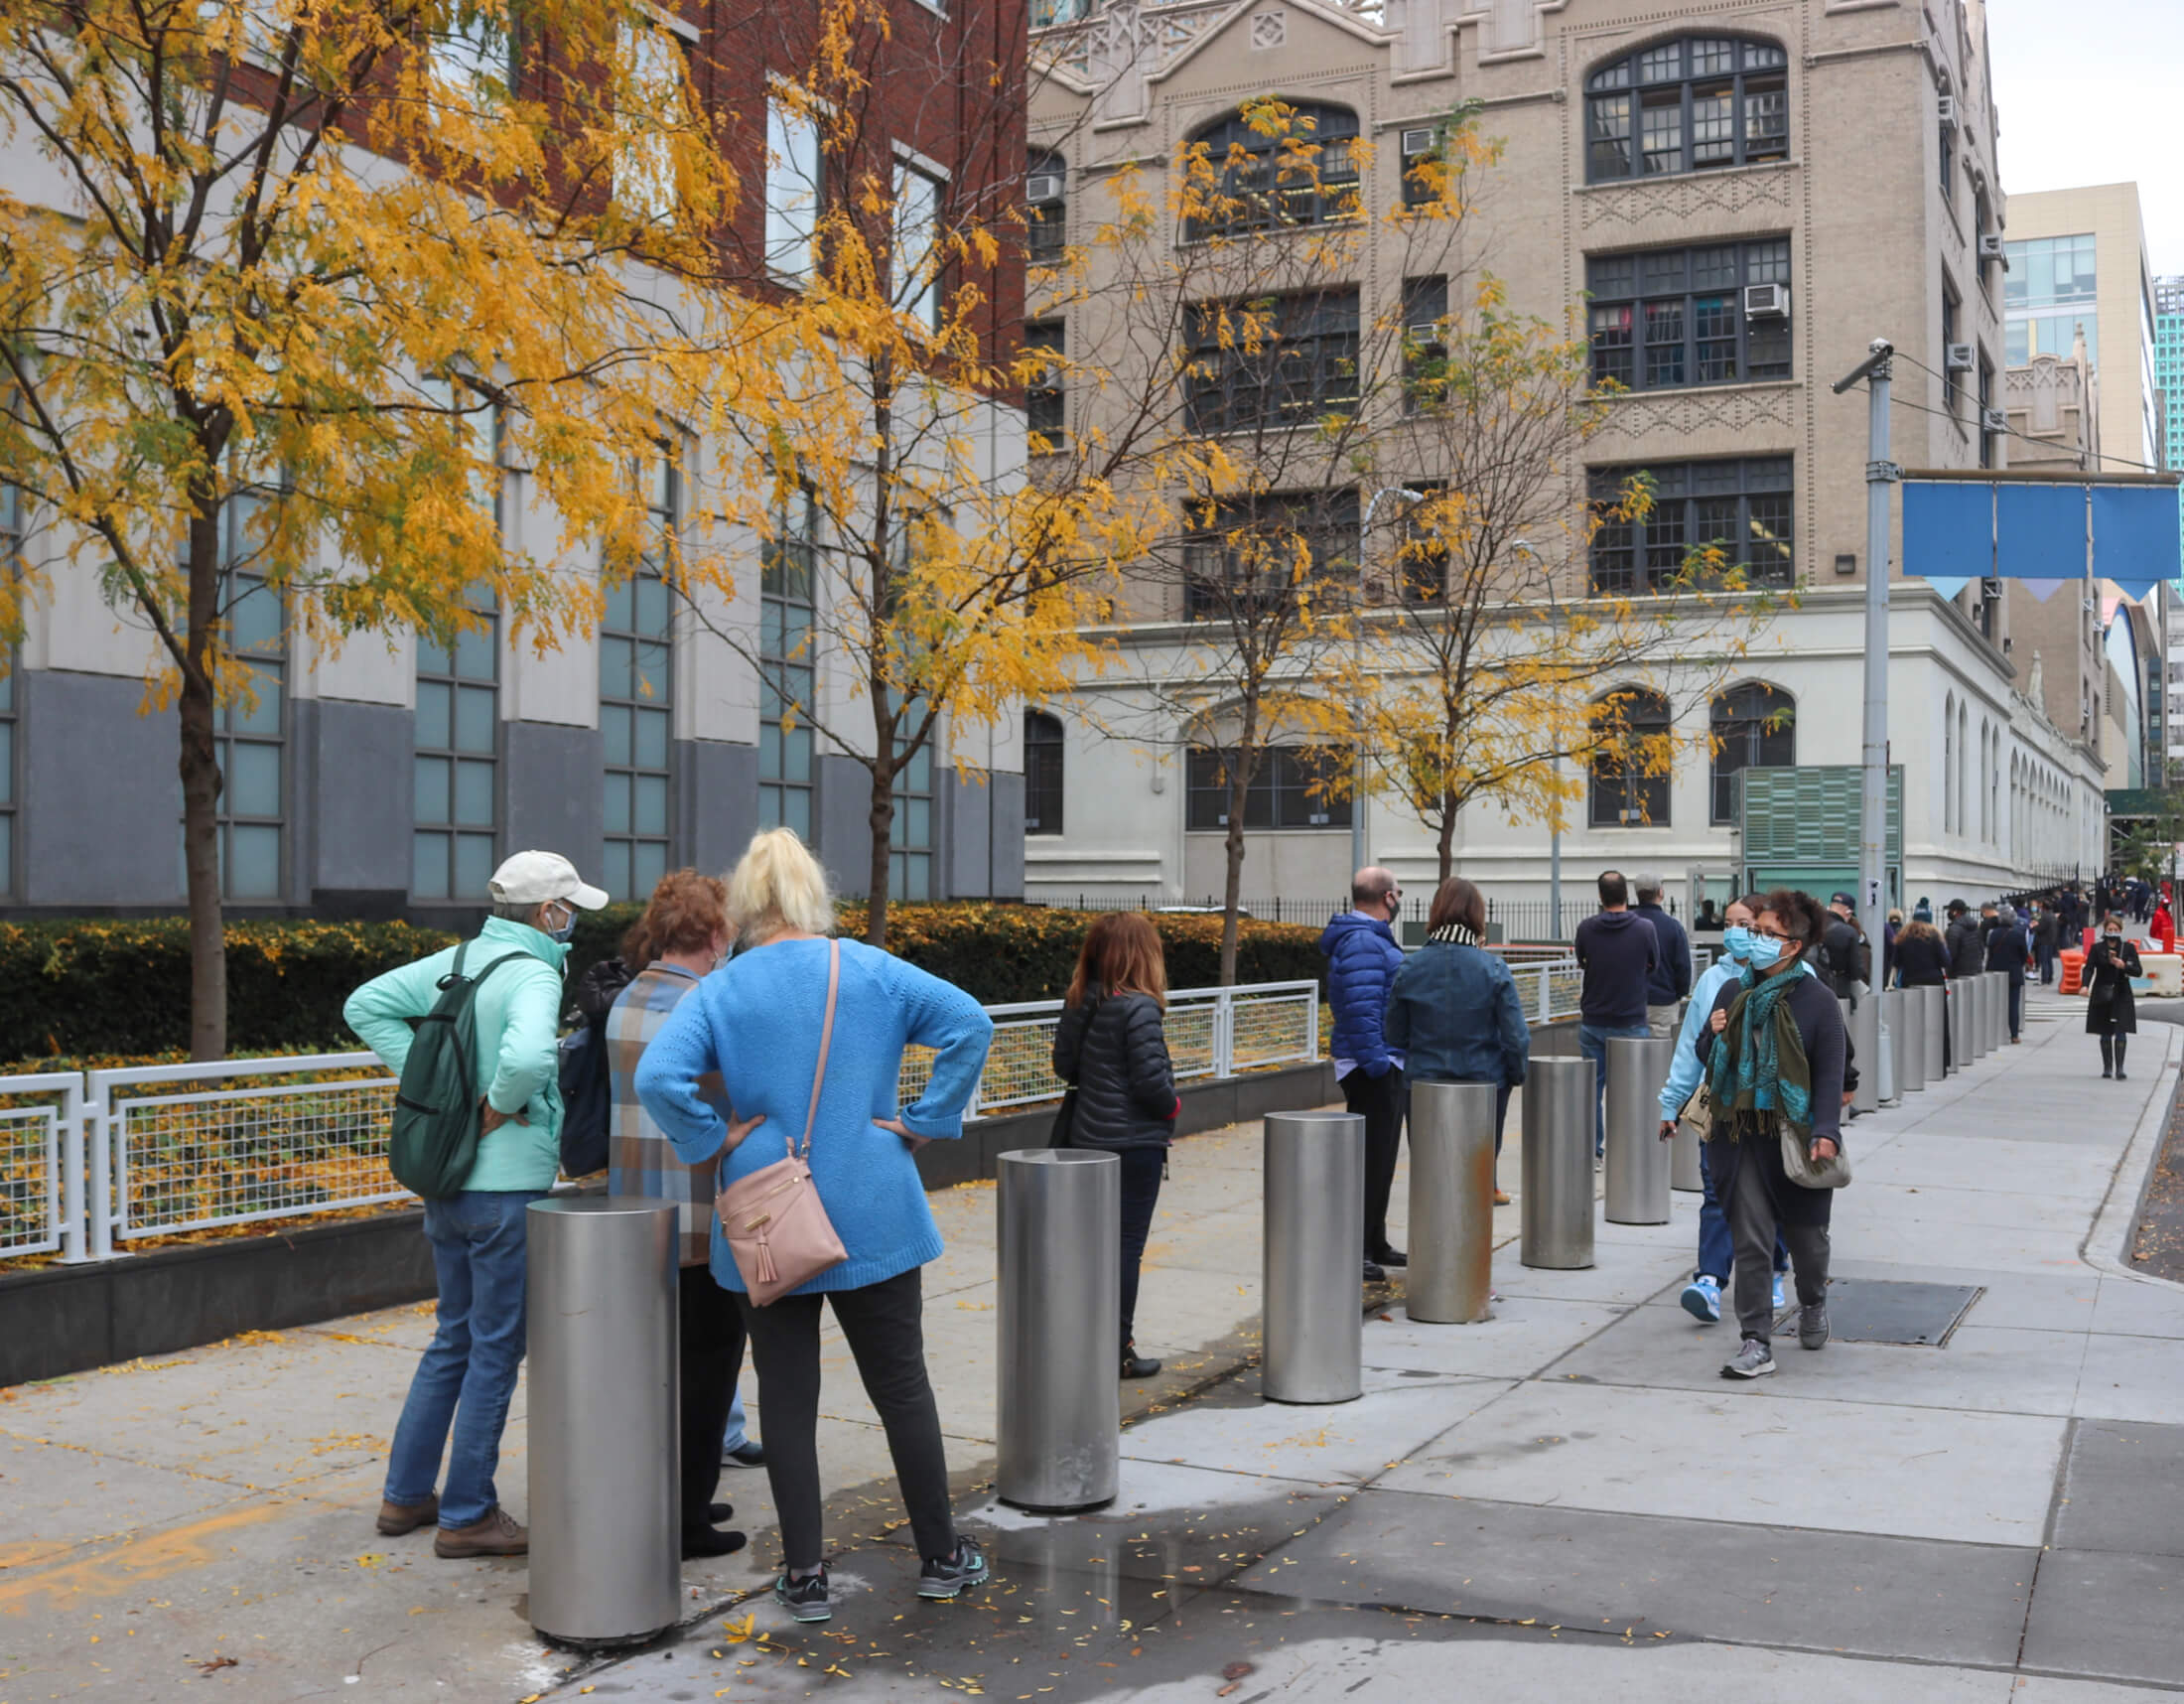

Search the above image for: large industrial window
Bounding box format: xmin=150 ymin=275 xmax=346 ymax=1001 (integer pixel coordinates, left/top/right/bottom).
xmin=601 ymin=454 xmax=677 ymax=902
xmin=1024 ymin=710 xmax=1064 ymax=835
xmin=1584 ymin=36 xmax=1789 ymax=182
xmin=215 ymin=496 xmax=287 ymax=900
xmin=1588 ymin=457 xmax=1794 ymax=593
xmin=891 ymin=700 xmax=934 ymax=901
xmin=1184 ymin=291 xmax=1360 ymax=434
xmin=1709 ymin=682 xmax=1795 ymax=824
xmin=1183 ymin=489 xmax=1359 ymax=622
xmin=1589 ymin=687 xmax=1673 ymax=827
xmin=1183 ymin=103 xmax=1359 ymax=240
xmin=1025 ymin=321 xmax=1065 ymax=452
xmin=1587 ymin=239 xmax=1791 ymax=392
xmin=1185 ymin=746 xmax=1351 ymax=830
xmin=759 ymin=485 xmax=818 ymax=842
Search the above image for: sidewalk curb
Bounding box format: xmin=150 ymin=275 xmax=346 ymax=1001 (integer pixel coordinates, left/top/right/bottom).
xmin=2077 ymin=1015 xmax=2184 ymax=1290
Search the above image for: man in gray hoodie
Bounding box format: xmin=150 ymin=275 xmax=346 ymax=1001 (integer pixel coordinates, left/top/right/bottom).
xmin=1574 ymin=870 xmax=1657 ymax=1162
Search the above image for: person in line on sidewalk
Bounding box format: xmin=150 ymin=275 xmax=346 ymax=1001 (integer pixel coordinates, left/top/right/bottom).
xmin=1052 ymin=912 xmax=1178 ymax=1382
xmin=1656 ymin=893 xmax=1789 ymax=1325
xmin=635 ymin=829 xmax=994 ymax=1625
xmin=2030 ymin=901 xmax=2060 ymax=986
xmin=1892 ymin=916 xmax=1953 ymax=1072
xmin=1820 ymin=894 xmax=1870 ymax=1006
xmin=2085 ymin=916 xmax=2141 ymax=1079
xmin=1632 ymin=874 xmax=1692 ymax=1040
xmin=1384 ymin=878 xmax=1529 ymax=1207
xmin=605 ymin=869 xmax=754 ymax=1559
xmin=1986 ymin=904 xmax=2032 ymax=1044
xmin=345 ymin=850 xmax=608 ymax=1559
xmin=1913 ymin=897 xmax=1934 ymax=924
xmin=1945 ymin=900 xmax=1984 ymax=980
xmin=1575 ymin=871 xmax=1657 ymax=1163
xmin=1322 ymin=868 xmax=1410 ymax=1281
xmin=1697 ymin=889 xmax=1847 ymax=1381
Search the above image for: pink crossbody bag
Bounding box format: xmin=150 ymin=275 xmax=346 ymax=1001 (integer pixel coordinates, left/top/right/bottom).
xmin=716 ymin=939 xmax=848 ymax=1305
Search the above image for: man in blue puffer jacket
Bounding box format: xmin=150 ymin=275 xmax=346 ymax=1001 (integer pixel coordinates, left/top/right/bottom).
xmin=1322 ymin=868 xmax=1409 ymax=1282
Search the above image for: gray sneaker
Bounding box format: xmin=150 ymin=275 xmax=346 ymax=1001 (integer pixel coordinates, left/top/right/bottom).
xmin=1799 ymin=1303 xmax=1830 ymax=1350
xmin=1720 ymin=1338 xmax=1775 ymax=1380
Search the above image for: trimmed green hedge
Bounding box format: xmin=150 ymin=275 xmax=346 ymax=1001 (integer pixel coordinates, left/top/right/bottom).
xmin=0 ymin=906 xmax=1327 ymax=1065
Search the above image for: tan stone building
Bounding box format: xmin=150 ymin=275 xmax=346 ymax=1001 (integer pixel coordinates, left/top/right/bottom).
xmin=1025 ymin=0 xmax=2108 ymax=913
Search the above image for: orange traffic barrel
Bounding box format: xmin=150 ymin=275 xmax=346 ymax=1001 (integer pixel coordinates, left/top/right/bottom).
xmin=2059 ymin=948 xmax=2086 ymax=996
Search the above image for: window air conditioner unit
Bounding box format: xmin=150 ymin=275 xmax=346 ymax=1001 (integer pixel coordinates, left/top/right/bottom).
xmin=1401 ymin=128 xmax=1437 ymax=157
xmin=1742 ymin=282 xmax=1790 ymax=319
xmin=1982 ymin=406 xmax=2009 ymax=432
xmin=1406 ymin=321 xmax=1444 ymax=347
xmin=1937 ymin=94 xmax=1960 ymax=127
xmin=1946 ymin=344 xmax=1976 ymax=370
xmin=1026 ymin=173 xmax=1063 ymax=204
xmin=1978 ymin=233 xmax=2005 ymax=260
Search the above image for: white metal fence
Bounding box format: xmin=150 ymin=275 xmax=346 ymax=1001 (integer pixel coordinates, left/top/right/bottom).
xmin=6 ymin=978 xmax=1326 ymax=1266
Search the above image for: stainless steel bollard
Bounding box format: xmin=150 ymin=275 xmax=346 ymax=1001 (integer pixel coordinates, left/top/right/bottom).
xmin=1671 ymin=1116 xmax=1705 ymax=1193
xmin=1970 ymin=973 xmax=1989 ymax=1059
xmin=1604 ymin=1037 xmax=1673 ymax=1224
xmin=998 ymin=1148 xmax=1120 ymax=1512
xmin=1947 ymin=977 xmax=1972 ymax=1071
xmin=1876 ymin=989 xmax=1899 ymax=1104
xmin=1407 ymin=1081 xmax=1496 ymax=1325
xmin=1263 ymin=1110 xmax=1364 ymax=1403
xmin=1896 ymin=986 xmax=1927 ymax=1095
xmin=1522 ymin=1057 xmax=1594 ymax=1270
xmin=528 ymin=1198 xmax=680 ymax=1650
xmin=1985 ymin=970 xmax=2007 ymax=1052
xmin=1848 ymin=994 xmax=1878 ymax=1114
xmin=1917 ymin=984 xmax=1947 ymax=1082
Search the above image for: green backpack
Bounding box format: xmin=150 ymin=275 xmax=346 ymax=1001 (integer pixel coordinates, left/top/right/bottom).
xmin=389 ymin=943 xmax=530 ymax=1200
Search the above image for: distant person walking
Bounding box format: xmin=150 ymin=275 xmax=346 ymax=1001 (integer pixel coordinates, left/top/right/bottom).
xmin=1655 ymin=893 xmax=1788 ymax=1326
xmin=2030 ymin=902 xmax=2060 ymax=985
xmin=635 ymin=829 xmax=995 ymax=1623
xmin=2085 ymin=917 xmax=2142 ymax=1079
xmin=606 ymin=869 xmax=751 ymax=1560
xmin=1052 ymin=913 xmax=1178 ymax=1382
xmin=1697 ymin=890 xmax=1847 ymax=1382
xmin=1986 ymin=904 xmax=2032 ymax=1043
xmin=1322 ymin=868 xmax=1410 ymax=1281
xmin=1575 ymin=871 xmax=1658 ymax=1163
xmin=1632 ymin=874 xmax=1693 ymax=1039
xmin=1945 ymin=900 xmax=1983 ymax=980
xmin=345 ymin=850 xmax=609 ymax=1558
xmin=1383 ymin=878 xmax=1529 ymax=1207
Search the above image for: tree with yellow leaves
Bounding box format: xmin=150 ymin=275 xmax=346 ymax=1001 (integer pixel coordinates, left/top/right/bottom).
xmin=0 ymin=0 xmax=776 ymax=1055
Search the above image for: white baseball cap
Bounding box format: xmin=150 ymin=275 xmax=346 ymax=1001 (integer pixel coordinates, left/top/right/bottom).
xmin=488 ymin=850 xmax=610 ymax=912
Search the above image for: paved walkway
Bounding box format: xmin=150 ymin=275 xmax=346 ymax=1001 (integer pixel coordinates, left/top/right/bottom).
xmin=4 ymin=987 xmax=2179 ymax=1701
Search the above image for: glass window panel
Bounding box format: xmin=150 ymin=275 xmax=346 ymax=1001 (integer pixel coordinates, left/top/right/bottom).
xmin=454 ymin=624 xmax=496 ymax=681
xmin=758 ymin=786 xmax=783 ymax=829
xmin=455 ymin=684 xmax=495 ymax=754
xmin=602 ymin=703 xmax=633 ymax=767
xmin=1743 ymin=80 xmax=1787 ymax=157
xmin=227 ymin=824 xmax=281 ymax=897
xmin=228 ymin=673 xmax=283 ymax=737
xmin=759 ymin=723 xmax=782 ymax=778
xmin=1638 ymin=43 xmax=1683 ymax=81
xmin=784 ymin=788 xmax=811 ymax=840
xmin=413 ymin=832 xmax=449 ymax=900
xmin=455 ymin=833 xmax=495 ymax=899
xmin=783 ymin=726 xmax=813 ymax=783
xmin=599 ymin=636 xmax=632 ymax=702
xmin=903 ymin=795 xmax=930 ymax=848
xmin=416 ymin=680 xmax=452 ymax=750
xmin=414 ymin=756 xmax=450 ymax=822
xmin=1691 ymin=84 xmax=1734 ymax=166
xmin=636 ymin=707 xmax=670 ymax=769
xmin=602 ymin=841 xmax=631 ymax=907
xmin=455 ymin=758 xmax=495 ymax=826
xmin=0 ymin=671 xmax=14 ymax=713
xmin=634 ymin=774 xmax=669 ymax=834
xmin=603 ymin=579 xmax=633 ymax=633
xmin=1644 ymin=300 xmax=1686 ymax=386
xmin=1690 ymin=38 xmax=1735 ymax=74
xmin=632 ymin=838 xmax=668 ymax=896
xmin=0 ymin=724 xmax=12 ymax=806
xmin=1586 ymin=94 xmax=1632 ymax=178
xmin=604 ymin=773 xmax=631 ymax=834
xmin=631 ymin=639 xmax=670 ymax=700
xmin=765 ymin=96 xmax=822 ymax=279
xmin=228 ymin=580 xmax=284 ymax=653
xmin=228 ymin=741 xmax=282 ymax=817
xmin=1640 ymin=92 xmax=1683 ymax=175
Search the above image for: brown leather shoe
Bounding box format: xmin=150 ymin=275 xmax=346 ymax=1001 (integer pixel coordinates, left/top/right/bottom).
xmin=377 ymin=1493 xmax=439 ymax=1536
xmin=1493 ymin=1190 xmax=1512 ymax=1207
xmin=433 ymin=1505 xmax=528 ymax=1559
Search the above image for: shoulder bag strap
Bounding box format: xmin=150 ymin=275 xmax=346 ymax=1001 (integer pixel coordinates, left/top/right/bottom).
xmin=792 ymin=939 xmax=842 ymax=1163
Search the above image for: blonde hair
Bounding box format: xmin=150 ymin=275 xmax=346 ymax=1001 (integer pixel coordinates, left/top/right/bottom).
xmin=727 ymin=828 xmax=836 ymax=942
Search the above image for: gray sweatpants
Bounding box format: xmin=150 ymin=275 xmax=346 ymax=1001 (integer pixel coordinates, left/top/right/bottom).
xmin=1725 ymin=1144 xmax=1831 ymax=1344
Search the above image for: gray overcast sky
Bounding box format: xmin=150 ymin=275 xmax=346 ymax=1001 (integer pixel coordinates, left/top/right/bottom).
xmin=1984 ymin=0 xmax=2184 ymax=275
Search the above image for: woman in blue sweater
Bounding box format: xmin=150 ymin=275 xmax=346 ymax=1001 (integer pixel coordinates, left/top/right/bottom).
xmin=635 ymin=829 xmax=993 ymax=1624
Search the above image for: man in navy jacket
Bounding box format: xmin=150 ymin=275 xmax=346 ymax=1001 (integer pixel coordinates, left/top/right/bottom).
xmin=1574 ymin=871 xmax=1657 ymax=1161
xmin=1632 ymin=874 xmax=1693 ymax=1039
xmin=1322 ymin=868 xmax=1408 ymax=1282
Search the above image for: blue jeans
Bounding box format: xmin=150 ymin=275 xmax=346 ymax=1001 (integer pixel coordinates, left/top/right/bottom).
xmin=1578 ymin=1022 xmax=1650 ymax=1157
xmin=1696 ymin=1139 xmax=1787 ymax=1284
xmin=724 ymin=1386 xmax=751 ymax=1452
xmin=385 ymin=1190 xmax=545 ymax=1528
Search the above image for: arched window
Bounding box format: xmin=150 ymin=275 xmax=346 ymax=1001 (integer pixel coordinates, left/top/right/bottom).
xmin=1943 ymin=692 xmax=1957 ymax=835
xmin=1709 ymin=682 xmax=1793 ymax=824
xmin=1027 ymin=150 xmax=1065 ymax=264
xmin=1958 ymin=702 xmax=1970 ymax=836
xmin=1024 ymin=709 xmax=1064 ymax=835
xmin=1589 ymin=687 xmax=1673 ymax=827
xmin=1184 ymin=102 xmax=1360 ymax=240
xmin=1584 ymin=36 xmax=1789 ymax=182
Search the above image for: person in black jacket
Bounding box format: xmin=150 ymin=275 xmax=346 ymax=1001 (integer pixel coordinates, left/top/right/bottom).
xmin=2085 ymin=916 xmax=2142 ymax=1079
xmin=1821 ymin=894 xmax=1870 ymax=1002
xmin=1985 ymin=904 xmax=2032 ymax=1042
xmin=1053 ymin=913 xmax=1178 ymax=1381
xmin=1945 ymin=900 xmax=1983 ymax=980
xmin=1892 ymin=918 xmax=1953 ymax=1073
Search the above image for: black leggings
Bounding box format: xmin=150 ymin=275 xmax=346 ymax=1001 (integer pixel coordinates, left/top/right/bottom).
xmin=736 ymin=1266 xmax=954 ymax=1570
xmin=1117 ymin=1145 xmax=1165 ymax=1352
xmin=2101 ymin=1032 xmax=2130 ymax=1071
xmin=679 ymin=1264 xmax=747 ymax=1536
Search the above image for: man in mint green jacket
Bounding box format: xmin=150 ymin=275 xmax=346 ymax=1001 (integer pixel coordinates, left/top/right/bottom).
xmin=344 ymin=851 xmax=605 ymax=1560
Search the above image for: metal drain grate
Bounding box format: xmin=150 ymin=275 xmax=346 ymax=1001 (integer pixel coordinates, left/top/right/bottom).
xmin=1773 ymin=1279 xmax=1984 ymax=1346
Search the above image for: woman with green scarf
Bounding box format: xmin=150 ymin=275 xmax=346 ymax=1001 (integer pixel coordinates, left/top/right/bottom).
xmin=1696 ymin=888 xmax=1847 ymax=1382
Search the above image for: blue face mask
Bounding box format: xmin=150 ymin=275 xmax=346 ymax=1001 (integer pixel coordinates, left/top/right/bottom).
xmin=544 ymin=904 xmax=577 ymax=944
xmin=1745 ymin=933 xmax=1785 ymax=969
xmin=1722 ymin=924 xmax=1755 ymax=963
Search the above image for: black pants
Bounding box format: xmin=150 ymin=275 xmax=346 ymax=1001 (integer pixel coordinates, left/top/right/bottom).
xmin=2007 ymin=979 xmax=2024 ymax=1040
xmin=736 ymin=1266 xmax=954 ymax=1571
xmin=1343 ymin=1065 xmax=1406 ymax=1259
xmin=1117 ymin=1146 xmax=1165 ymax=1351
xmin=679 ymin=1264 xmax=747 ymax=1537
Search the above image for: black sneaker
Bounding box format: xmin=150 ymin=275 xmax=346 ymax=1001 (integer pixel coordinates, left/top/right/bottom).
xmin=1373 ymin=1247 xmax=1409 ymax=1270
xmin=774 ymin=1567 xmax=831 ymax=1623
xmin=917 ymin=1537 xmax=990 ymax=1601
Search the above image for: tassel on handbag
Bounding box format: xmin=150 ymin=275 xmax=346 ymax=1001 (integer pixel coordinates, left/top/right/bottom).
xmin=718 ymin=939 xmax=850 ymax=1305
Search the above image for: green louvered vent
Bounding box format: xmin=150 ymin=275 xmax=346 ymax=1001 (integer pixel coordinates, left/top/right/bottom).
xmin=1740 ymin=767 xmax=1903 ymax=864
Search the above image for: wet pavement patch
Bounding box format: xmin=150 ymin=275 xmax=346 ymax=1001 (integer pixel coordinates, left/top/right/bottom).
xmin=1773 ymin=1279 xmax=1983 ymax=1346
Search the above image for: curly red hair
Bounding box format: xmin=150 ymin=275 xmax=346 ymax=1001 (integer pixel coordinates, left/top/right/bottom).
xmin=621 ymin=869 xmax=730 ymax=965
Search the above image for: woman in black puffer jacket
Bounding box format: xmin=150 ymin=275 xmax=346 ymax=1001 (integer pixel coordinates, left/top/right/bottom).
xmin=1053 ymin=913 xmax=1178 ymax=1381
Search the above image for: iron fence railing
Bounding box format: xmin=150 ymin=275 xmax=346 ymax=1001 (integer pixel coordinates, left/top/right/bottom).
xmin=14 ymin=977 xmax=1325 ymax=1266
xmin=1033 ymin=893 xmax=1688 ymax=941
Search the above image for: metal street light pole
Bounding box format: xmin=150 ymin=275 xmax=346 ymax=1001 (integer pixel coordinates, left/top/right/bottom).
xmin=1354 ymin=487 xmax=1425 ymax=878
xmin=1833 ymin=339 xmax=1898 ymax=931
